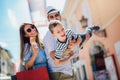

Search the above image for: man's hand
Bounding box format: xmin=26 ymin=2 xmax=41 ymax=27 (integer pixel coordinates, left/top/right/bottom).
xmin=62 ymin=49 xmax=71 ymax=57
xmin=69 ymin=51 xmax=75 ymax=60
xmin=54 ymin=51 xmax=75 ymax=66
xmin=50 ymin=50 xmax=56 ymax=60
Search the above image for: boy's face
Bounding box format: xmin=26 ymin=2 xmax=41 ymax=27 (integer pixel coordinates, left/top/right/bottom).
xmin=52 ymin=24 xmax=66 ymax=42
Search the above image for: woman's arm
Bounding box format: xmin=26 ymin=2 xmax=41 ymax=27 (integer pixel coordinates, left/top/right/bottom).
xmin=25 ymin=51 xmax=37 ymax=70
xmin=25 ymin=37 xmax=38 ymax=70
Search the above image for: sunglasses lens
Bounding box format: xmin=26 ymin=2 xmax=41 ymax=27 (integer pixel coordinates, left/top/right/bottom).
xmin=26 ymin=26 xmax=35 ymax=33
xmin=50 ymin=16 xmax=53 ymax=19
xmin=31 ymin=25 xmax=35 ymax=29
xmin=49 ymin=13 xmax=60 ymax=19
xmin=27 ymin=29 xmax=31 ymax=32
xmin=55 ymin=14 xmax=59 ymax=17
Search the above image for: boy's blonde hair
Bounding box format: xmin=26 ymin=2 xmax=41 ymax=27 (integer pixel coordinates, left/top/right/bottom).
xmin=49 ymin=20 xmax=63 ymax=33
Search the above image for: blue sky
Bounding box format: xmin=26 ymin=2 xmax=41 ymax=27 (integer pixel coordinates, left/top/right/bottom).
xmin=0 ymin=0 xmax=31 ymax=62
xmin=0 ymin=0 xmax=66 ymax=62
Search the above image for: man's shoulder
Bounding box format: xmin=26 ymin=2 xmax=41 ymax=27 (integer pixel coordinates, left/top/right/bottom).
xmin=43 ymin=30 xmax=51 ymax=40
xmin=43 ymin=30 xmax=56 ymax=43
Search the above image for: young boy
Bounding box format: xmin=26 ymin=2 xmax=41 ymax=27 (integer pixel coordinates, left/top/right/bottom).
xmin=49 ymin=20 xmax=99 ymax=60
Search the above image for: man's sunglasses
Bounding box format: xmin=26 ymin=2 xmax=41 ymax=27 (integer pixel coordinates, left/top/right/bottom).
xmin=26 ymin=25 xmax=35 ymax=33
xmin=49 ymin=13 xmax=60 ymax=19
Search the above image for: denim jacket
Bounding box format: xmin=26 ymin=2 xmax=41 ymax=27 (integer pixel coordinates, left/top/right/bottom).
xmin=23 ymin=43 xmax=47 ymax=70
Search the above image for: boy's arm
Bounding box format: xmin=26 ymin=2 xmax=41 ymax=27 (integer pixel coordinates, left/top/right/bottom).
xmin=62 ymin=37 xmax=82 ymax=56
xmin=66 ymin=33 xmax=90 ymax=50
xmin=79 ymin=25 xmax=100 ymax=48
xmin=79 ymin=33 xmax=90 ymax=48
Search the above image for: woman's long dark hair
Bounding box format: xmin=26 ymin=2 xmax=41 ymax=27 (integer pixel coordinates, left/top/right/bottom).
xmin=19 ymin=23 xmax=43 ymax=62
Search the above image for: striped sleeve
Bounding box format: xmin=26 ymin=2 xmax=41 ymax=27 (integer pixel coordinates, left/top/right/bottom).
xmin=66 ymin=29 xmax=78 ymax=39
xmin=55 ymin=41 xmax=68 ymax=59
xmin=55 ymin=49 xmax=63 ymax=59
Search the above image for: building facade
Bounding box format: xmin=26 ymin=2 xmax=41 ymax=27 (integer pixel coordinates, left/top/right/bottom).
xmin=62 ymin=0 xmax=120 ymax=80
xmin=0 ymin=46 xmax=14 ymax=78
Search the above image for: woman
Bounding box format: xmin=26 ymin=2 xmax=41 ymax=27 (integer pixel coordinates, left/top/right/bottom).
xmin=19 ymin=23 xmax=47 ymax=70
xmin=18 ymin=23 xmax=50 ymax=80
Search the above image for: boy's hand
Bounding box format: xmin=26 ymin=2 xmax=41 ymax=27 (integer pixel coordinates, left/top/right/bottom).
xmin=68 ymin=37 xmax=81 ymax=50
xmin=68 ymin=38 xmax=77 ymax=50
xmin=85 ymin=33 xmax=91 ymax=41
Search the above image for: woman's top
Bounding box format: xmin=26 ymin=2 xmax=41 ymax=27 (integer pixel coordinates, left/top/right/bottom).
xmin=23 ymin=43 xmax=47 ymax=70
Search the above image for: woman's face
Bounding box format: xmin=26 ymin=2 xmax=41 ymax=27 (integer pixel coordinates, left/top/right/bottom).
xmin=24 ymin=24 xmax=38 ymax=37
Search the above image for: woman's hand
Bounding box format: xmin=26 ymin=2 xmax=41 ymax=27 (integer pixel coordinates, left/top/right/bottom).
xmin=30 ymin=37 xmax=38 ymax=55
xmin=30 ymin=37 xmax=36 ymax=45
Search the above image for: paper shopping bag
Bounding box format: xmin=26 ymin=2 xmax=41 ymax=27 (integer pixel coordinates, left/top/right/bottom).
xmin=16 ymin=66 xmax=50 ymax=80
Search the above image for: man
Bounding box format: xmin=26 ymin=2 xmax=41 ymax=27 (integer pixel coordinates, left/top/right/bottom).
xmin=43 ymin=6 xmax=90 ymax=80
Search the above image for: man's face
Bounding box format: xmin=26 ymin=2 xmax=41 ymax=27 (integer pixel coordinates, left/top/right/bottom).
xmin=48 ymin=12 xmax=61 ymax=22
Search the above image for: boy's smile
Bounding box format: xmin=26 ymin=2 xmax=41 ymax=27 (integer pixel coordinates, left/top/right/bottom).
xmin=61 ymin=34 xmax=66 ymax=37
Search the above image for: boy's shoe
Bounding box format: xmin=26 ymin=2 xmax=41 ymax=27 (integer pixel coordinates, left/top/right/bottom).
xmin=90 ymin=25 xmax=100 ymax=31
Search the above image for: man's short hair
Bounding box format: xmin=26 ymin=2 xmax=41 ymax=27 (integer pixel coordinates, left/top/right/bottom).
xmin=47 ymin=6 xmax=60 ymax=17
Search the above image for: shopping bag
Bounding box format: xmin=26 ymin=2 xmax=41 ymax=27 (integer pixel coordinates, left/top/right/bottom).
xmin=16 ymin=66 xmax=50 ymax=80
